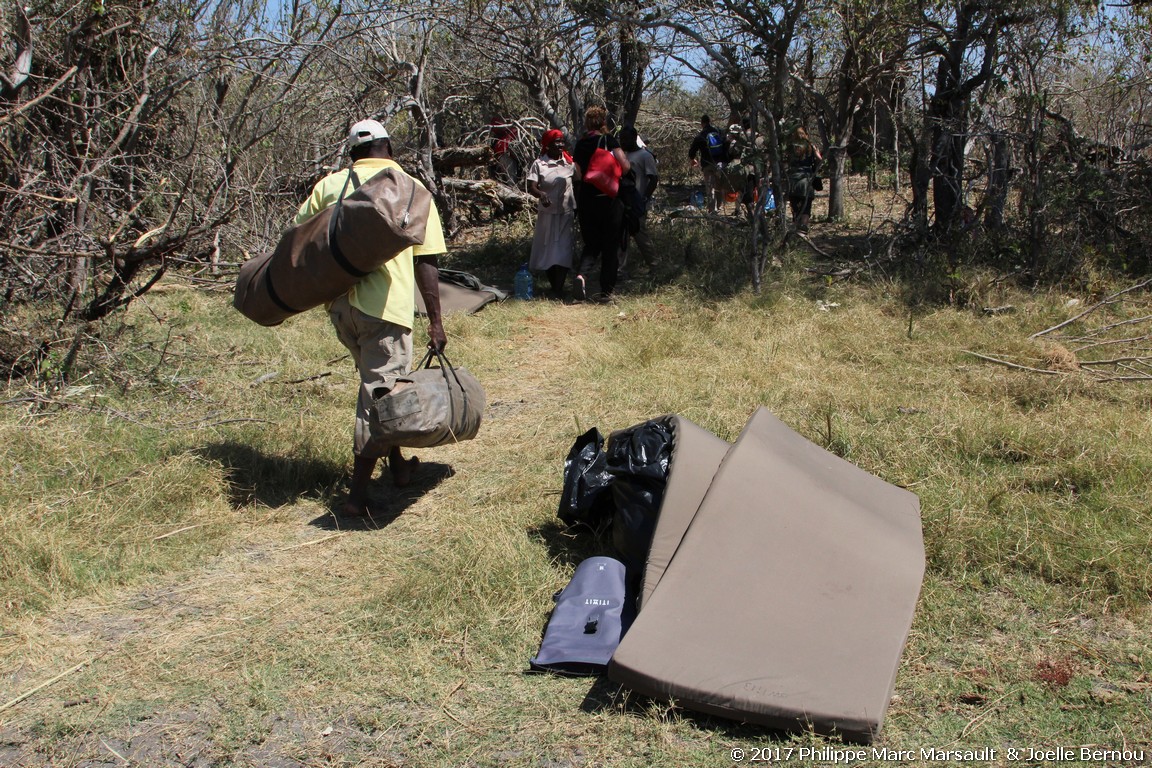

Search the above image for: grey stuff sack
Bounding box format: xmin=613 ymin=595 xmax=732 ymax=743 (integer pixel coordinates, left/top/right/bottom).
xmin=529 ymin=556 xmax=635 ymax=676
xmin=371 ymin=349 xmax=485 ymax=448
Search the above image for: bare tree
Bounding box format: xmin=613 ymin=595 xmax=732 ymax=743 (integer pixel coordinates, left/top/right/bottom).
xmin=0 ymin=0 xmax=344 ymax=378
xmin=793 ymin=0 xmax=915 ymax=219
xmin=574 ymin=0 xmax=652 ymax=126
xmin=908 ymin=0 xmax=1037 ymax=233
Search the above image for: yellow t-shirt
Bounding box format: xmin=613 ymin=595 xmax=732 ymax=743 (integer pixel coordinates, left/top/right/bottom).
xmin=294 ymin=157 xmax=446 ymax=329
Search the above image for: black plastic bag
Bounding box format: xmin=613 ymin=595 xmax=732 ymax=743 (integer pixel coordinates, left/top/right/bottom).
xmin=558 ymin=428 xmax=616 ymax=529
xmin=604 ymin=419 xmax=674 ymax=569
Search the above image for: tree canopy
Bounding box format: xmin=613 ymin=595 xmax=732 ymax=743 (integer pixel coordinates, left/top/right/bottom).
xmin=2 ymin=0 xmax=1149 ymax=378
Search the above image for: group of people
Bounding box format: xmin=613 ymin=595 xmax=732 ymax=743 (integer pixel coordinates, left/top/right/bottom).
xmin=525 ymin=105 xmax=659 ymax=303
xmin=292 ymin=110 xmax=822 ymax=517
xmin=524 ymin=108 xmax=822 ymax=302
xmin=690 ymin=114 xmax=823 ymax=233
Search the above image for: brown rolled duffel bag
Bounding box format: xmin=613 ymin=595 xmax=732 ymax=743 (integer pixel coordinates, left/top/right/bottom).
xmin=234 ymin=167 xmax=432 ymax=326
xmin=371 ymin=349 xmax=485 ymax=448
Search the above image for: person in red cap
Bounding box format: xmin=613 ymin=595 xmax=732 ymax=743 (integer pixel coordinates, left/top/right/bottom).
xmin=526 ymin=129 xmax=580 ymax=300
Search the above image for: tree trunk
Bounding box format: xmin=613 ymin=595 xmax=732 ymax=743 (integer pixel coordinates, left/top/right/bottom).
xmin=597 ymin=21 xmax=648 ymax=126
xmin=0 ymin=7 xmax=32 ymax=98
xmin=432 ymin=145 xmax=492 ymax=174
xmin=824 ymin=110 xmax=854 ymax=220
xmin=923 ymin=3 xmax=1006 ymax=236
xmin=892 ymin=105 xmax=901 ymax=196
xmin=984 ymin=129 xmax=1011 ymax=229
xmin=67 ymin=177 xmax=95 ymax=302
xmin=928 ymin=91 xmax=967 ymax=232
xmin=909 ymin=123 xmax=932 ymax=227
xmin=529 ymin=79 xmax=566 ymax=132
xmin=826 ymin=145 xmax=848 ymax=220
xmin=441 ymin=177 xmax=534 ymax=217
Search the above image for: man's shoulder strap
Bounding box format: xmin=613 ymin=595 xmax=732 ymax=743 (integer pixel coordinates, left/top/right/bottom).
xmin=337 ymin=167 xmax=362 ymax=202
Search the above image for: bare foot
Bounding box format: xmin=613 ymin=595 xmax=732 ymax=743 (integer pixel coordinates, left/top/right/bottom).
xmin=389 ymin=455 xmax=419 ymax=487
xmin=340 ymin=497 xmax=371 ymax=518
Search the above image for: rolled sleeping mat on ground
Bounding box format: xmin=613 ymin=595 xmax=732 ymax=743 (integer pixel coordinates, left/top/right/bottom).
xmin=415 ymin=269 xmax=506 ymax=317
xmin=234 ymin=168 xmax=432 ymax=326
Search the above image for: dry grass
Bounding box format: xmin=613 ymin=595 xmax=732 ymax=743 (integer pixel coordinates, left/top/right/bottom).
xmin=1 ymin=263 xmax=1151 ymax=764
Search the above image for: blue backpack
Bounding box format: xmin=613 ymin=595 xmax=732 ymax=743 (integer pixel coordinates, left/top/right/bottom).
xmin=705 ymin=129 xmax=727 ymax=163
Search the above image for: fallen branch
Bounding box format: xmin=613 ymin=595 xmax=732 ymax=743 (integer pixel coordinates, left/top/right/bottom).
xmin=441 ymin=704 xmax=486 ymax=735
xmin=1030 ymin=277 xmax=1152 ymax=339
xmin=963 ymin=351 xmax=1066 ymax=376
xmin=1066 ymin=315 xmax=1152 ymax=342
xmin=0 ymin=657 xmax=95 ymax=714
xmin=174 ymin=417 xmax=272 ymax=431
xmin=286 ymin=372 xmax=333 ymax=384
xmin=791 ymin=231 xmax=837 ymax=260
xmin=100 ymin=739 xmax=129 ymax=764
xmin=441 ymin=177 xmax=534 ymax=215
xmin=269 ymin=533 xmax=344 ymax=553
xmin=1097 ymin=374 xmax=1152 ymax=382
xmin=1070 ymin=335 xmax=1151 ymax=352
xmin=153 ymin=523 xmax=210 ymax=541
xmin=432 ymin=145 xmax=491 ymax=174
xmin=1077 ymin=356 xmax=1152 ymax=368
xmin=804 ymin=265 xmax=855 ymax=278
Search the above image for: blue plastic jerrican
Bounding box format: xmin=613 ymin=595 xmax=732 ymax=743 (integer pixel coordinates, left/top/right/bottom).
xmin=514 ymin=263 xmax=534 ymax=300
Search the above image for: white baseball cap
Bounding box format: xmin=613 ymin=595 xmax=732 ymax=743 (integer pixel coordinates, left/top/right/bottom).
xmin=347 ymin=119 xmax=389 ymax=148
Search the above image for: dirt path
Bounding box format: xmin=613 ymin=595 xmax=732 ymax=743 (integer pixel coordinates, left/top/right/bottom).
xmin=0 ymin=303 xmax=605 ymax=766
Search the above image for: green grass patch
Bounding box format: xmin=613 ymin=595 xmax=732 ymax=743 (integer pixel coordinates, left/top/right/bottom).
xmin=2 ymin=252 xmax=1151 ymax=763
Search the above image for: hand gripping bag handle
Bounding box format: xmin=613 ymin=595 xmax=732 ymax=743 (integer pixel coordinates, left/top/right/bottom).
xmin=416 ymin=347 xmax=467 ymax=393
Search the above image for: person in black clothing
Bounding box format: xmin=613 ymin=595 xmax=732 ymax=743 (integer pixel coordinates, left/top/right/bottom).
xmin=618 ymin=125 xmax=659 ymax=274
xmin=688 ymin=114 xmax=729 ymax=213
xmin=786 ymin=126 xmax=822 ymax=233
xmin=572 ymin=105 xmax=631 ymax=302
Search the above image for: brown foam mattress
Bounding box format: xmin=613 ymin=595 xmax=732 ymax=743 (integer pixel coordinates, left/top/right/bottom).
xmin=635 ymin=415 xmax=730 ymax=610
xmin=608 ymin=407 xmax=924 ymax=743
xmin=415 ymin=278 xmax=502 ymax=316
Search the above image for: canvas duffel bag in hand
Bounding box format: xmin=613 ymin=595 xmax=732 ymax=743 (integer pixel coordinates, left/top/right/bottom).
xmin=234 ymin=167 xmax=432 ymax=327
xmin=371 ymin=349 xmax=485 ymax=448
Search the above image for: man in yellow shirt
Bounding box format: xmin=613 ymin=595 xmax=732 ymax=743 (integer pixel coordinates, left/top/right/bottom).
xmin=295 ymin=119 xmax=446 ymax=517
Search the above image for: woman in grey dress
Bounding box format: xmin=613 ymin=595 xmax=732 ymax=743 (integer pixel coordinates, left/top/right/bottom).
xmin=527 ymin=129 xmax=580 ymax=300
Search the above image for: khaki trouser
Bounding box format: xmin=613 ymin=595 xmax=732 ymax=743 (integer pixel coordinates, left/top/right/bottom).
xmin=328 ymin=294 xmax=413 ymax=459
xmin=701 ymin=164 xmax=728 ymax=213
